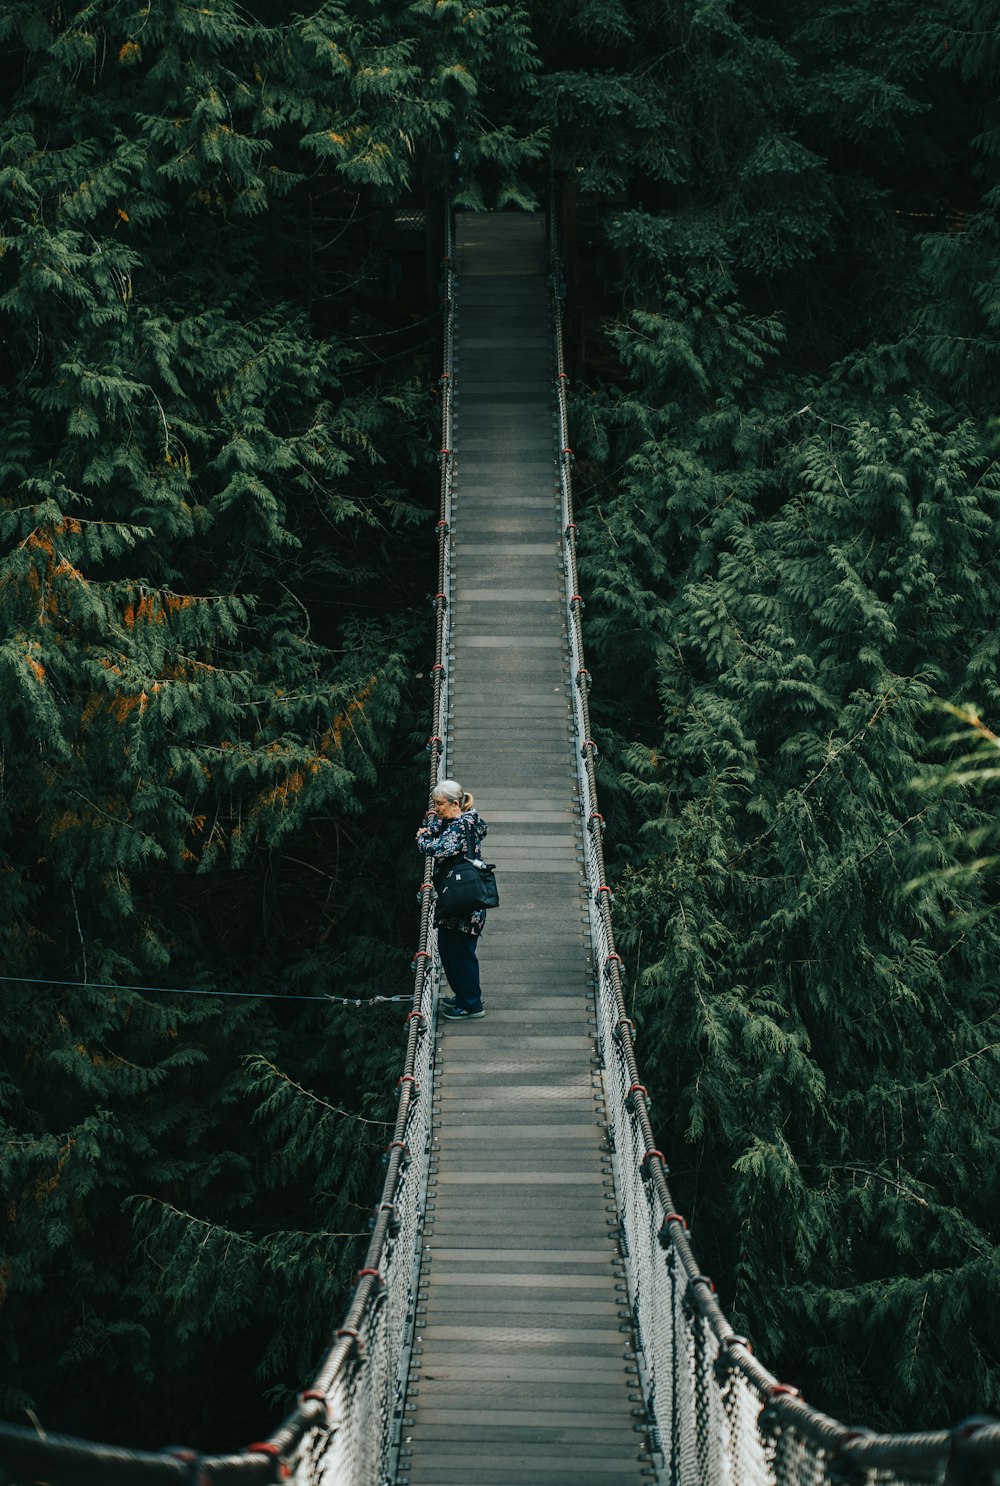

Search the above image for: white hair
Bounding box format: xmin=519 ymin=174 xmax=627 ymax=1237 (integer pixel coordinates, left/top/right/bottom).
xmin=432 ymin=778 xmax=474 ymax=809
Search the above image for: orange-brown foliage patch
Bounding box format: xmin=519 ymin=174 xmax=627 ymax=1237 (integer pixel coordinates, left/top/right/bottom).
xmin=49 ymin=811 xmax=81 ymax=838
xmin=33 ymin=1140 xmax=75 ymax=1204
xmin=320 ymin=676 xmax=376 ymax=755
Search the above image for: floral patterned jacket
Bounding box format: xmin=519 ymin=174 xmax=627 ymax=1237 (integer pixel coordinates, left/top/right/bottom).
xmin=416 ymin=808 xmax=489 ymax=936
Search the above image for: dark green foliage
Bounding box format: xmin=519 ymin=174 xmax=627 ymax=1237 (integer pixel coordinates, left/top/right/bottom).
xmin=578 ymin=392 xmax=1000 ymax=1428
xmin=3 ymin=0 xmax=999 ymax=1452
xmin=0 ymin=0 xmax=542 ymax=1450
xmin=560 ymin=0 xmax=1000 ymax=1433
xmin=908 ymin=706 xmax=1000 ymax=918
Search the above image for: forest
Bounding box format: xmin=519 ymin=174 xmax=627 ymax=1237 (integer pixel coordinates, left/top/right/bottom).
xmin=1 ymin=0 xmax=998 ymax=1453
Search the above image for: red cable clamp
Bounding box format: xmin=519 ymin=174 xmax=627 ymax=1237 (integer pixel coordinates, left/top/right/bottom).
xmin=689 ymin=1274 xmax=717 ymax=1295
xmin=565 ymin=522 xmax=577 ymax=533
xmin=768 ymin=1384 xmax=801 ymax=1399
xmin=581 ymin=739 xmax=599 ymax=756
xmin=607 ymin=952 xmax=624 ymax=968
xmin=588 ymin=812 xmax=605 ymax=830
xmin=425 ymin=735 xmax=443 ymax=752
xmin=723 ymin=1334 xmax=753 ymax=1356
xmin=397 ymin=1073 xmax=419 ymax=1093
xmin=417 ymin=881 xmax=433 ymax=893
xmin=570 ymin=594 xmax=585 ymax=606
xmin=576 ymin=668 xmax=591 ymax=686
xmin=432 ymin=592 xmax=447 ymax=604
xmin=411 ymin=950 xmax=431 ymax=968
xmin=435 ymin=519 xmax=448 ymax=531
xmin=387 ymin=1139 xmax=410 ymax=1155
xmin=558 ymin=372 xmax=570 ymax=380
xmin=439 ymin=447 xmax=451 ymax=458
xmin=664 ymin=1212 xmax=688 ymax=1229
xmin=595 ymin=883 xmax=612 ymax=897
xmin=561 ymin=446 xmax=574 ymax=459
xmin=627 ymin=1082 xmax=649 ymax=1108
xmin=334 ymin=1325 xmax=364 ymax=1359
xmin=357 ymin=1266 xmax=384 ymax=1291
xmin=166 ymin=1451 xmax=200 ymax=1475
xmin=641 ymin=1148 xmax=665 ymax=1178
xmin=431 ymin=663 xmax=445 ymax=674
xmin=439 ymin=372 xmax=450 ymax=381
xmin=406 ymin=1009 xmax=426 ymax=1024
xmin=245 ymin=1443 xmax=290 ymax=1480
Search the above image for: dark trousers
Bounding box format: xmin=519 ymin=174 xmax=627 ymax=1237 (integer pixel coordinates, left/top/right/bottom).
xmin=437 ymin=927 xmax=483 ymax=1010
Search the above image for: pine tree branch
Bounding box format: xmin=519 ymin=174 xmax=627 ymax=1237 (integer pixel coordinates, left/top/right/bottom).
xmin=133 ymin=1196 xmax=365 ymax=1248
xmin=248 ymin=1057 xmax=393 ymax=1126
xmin=726 ymin=691 xmax=913 ymax=870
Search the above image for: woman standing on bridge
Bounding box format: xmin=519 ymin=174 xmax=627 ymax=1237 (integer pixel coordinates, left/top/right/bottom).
xmin=416 ymin=779 xmax=489 ymax=1021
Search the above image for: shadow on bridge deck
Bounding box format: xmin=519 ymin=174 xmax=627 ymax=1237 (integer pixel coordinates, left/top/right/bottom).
xmin=397 ymin=212 xmax=653 ymax=1486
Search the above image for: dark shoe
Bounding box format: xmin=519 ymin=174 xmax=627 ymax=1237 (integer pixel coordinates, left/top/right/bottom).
xmin=441 ymin=996 xmax=459 ymax=1009
xmin=442 ymin=1003 xmax=485 ymax=1020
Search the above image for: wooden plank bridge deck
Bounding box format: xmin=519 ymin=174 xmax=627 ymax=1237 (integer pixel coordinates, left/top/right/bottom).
xmin=398 ymin=214 xmax=651 ymax=1486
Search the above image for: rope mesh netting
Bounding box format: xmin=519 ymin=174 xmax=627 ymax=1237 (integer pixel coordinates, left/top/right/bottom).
xmin=2 ymin=197 xmax=999 ymax=1486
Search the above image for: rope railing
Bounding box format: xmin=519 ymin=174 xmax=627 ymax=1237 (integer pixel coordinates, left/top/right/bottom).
xmin=547 ymin=180 xmax=1000 ymax=1486
xmin=0 ymin=207 xmax=456 ymax=1486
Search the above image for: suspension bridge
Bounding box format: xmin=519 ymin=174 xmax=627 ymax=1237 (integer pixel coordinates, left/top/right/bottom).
xmin=1 ymin=203 xmax=998 ymax=1486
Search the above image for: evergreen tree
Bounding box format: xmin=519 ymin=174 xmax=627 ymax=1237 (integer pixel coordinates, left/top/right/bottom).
xmin=0 ymin=0 xmax=542 ymax=1447
xmin=557 ymin=0 xmax=1000 ymax=1431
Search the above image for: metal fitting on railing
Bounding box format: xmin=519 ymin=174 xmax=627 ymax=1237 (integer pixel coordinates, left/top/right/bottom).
xmin=245 ymin=1443 xmax=291 ymax=1481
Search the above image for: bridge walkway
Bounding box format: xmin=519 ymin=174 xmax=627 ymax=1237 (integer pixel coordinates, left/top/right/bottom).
xmin=397 ymin=213 xmax=652 ymax=1485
